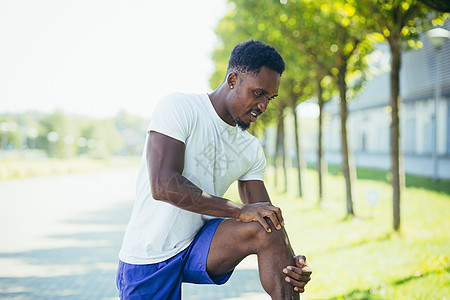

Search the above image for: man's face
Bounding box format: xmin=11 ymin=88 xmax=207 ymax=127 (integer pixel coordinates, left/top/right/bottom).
xmin=229 ymin=66 xmax=281 ymax=130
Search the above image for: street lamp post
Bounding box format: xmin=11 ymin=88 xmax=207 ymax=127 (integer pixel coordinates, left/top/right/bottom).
xmin=426 ymin=27 xmax=450 ymax=182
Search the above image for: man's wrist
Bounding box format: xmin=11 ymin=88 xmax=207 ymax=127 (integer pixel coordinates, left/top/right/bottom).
xmin=233 ymin=202 xmax=244 ymax=219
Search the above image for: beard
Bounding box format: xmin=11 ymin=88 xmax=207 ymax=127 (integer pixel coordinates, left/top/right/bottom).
xmin=236 ymin=118 xmax=250 ymax=131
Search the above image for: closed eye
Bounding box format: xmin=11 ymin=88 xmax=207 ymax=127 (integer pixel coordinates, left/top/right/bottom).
xmin=253 ymin=89 xmax=277 ymax=101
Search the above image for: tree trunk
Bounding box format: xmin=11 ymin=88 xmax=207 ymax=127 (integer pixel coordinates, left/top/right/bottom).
xmin=274 ymin=108 xmax=283 ymax=188
xmin=317 ymin=76 xmax=324 ymax=204
xmin=338 ymin=65 xmax=355 ymax=216
xmin=389 ymin=37 xmax=402 ymax=232
xmin=291 ymin=98 xmax=303 ymax=198
xmin=281 ymin=110 xmax=288 ymax=193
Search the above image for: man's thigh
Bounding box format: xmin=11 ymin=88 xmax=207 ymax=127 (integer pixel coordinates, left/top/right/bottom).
xmin=182 ymin=218 xmax=233 ymax=285
xmin=206 ymin=218 xmax=272 ymax=277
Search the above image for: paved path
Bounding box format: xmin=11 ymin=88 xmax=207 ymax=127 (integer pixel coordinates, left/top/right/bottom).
xmin=0 ymin=167 xmax=268 ymax=299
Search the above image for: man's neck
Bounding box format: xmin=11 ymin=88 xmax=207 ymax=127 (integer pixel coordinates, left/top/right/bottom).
xmin=208 ymin=85 xmax=235 ymax=126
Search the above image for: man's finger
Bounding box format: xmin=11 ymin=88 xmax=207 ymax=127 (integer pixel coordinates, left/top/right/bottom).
xmin=284 ymin=276 xmax=308 ymax=288
xmin=297 ymin=255 xmax=307 ymax=264
xmin=264 ymin=209 xmax=281 ymax=230
xmin=301 ymin=265 xmax=312 ymax=275
xmin=290 ymin=261 xmax=312 ymax=273
xmin=283 ymin=266 xmax=311 ymax=277
xmin=274 ymin=206 xmax=285 ymax=227
xmin=283 ymin=269 xmax=311 ymax=282
xmin=282 ymin=267 xmax=302 ymax=280
xmin=267 ymin=205 xmax=284 ymax=227
xmin=256 ymin=215 xmax=271 ymax=233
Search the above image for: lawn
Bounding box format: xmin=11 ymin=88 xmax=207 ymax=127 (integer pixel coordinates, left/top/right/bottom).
xmin=224 ymin=165 xmax=450 ymax=300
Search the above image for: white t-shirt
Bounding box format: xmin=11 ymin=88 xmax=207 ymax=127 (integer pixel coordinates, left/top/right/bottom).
xmin=119 ymin=92 xmax=266 ymax=264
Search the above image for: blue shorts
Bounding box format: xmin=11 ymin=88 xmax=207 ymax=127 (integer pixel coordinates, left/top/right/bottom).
xmin=116 ymin=218 xmax=233 ymax=300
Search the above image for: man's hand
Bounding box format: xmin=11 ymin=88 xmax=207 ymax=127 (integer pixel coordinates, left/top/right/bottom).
xmin=283 ymin=255 xmax=312 ymax=293
xmin=238 ymin=202 xmax=285 ymax=232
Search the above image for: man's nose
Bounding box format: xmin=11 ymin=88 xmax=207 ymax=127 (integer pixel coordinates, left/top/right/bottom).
xmin=257 ymin=100 xmax=268 ymax=113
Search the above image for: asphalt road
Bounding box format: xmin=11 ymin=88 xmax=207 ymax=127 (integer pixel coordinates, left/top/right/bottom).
xmin=0 ymin=167 xmax=268 ymax=299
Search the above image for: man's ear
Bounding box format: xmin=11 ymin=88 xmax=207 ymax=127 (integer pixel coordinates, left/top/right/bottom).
xmin=227 ymin=72 xmax=237 ymax=89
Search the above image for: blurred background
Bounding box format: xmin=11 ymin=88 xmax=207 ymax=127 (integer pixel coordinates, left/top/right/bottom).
xmin=0 ymin=0 xmax=449 ymax=299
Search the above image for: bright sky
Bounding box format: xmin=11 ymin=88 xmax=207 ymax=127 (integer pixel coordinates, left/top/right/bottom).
xmin=0 ymin=0 xmax=228 ymax=118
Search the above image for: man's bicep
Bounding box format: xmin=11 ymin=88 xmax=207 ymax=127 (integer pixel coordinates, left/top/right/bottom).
xmin=147 ymin=131 xmax=185 ymax=179
xmin=238 ymin=180 xmax=271 ymax=204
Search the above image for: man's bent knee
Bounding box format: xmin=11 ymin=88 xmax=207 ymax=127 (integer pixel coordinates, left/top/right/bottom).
xmin=213 ymin=219 xmax=287 ymax=255
xmin=250 ymin=218 xmax=288 ymax=251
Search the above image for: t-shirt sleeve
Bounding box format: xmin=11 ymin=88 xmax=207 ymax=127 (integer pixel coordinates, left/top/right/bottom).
xmin=148 ymin=93 xmax=194 ymax=143
xmin=239 ymin=142 xmax=266 ymax=182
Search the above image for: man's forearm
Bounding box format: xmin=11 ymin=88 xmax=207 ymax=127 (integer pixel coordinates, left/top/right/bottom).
xmin=152 ymin=172 xmax=243 ymax=218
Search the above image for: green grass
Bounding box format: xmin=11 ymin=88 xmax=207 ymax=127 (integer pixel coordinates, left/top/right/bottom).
xmin=224 ymin=166 xmax=450 ymax=300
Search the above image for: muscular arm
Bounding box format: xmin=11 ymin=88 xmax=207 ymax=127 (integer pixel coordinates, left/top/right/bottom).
xmin=238 ymin=180 xmax=272 ymax=205
xmin=148 ymin=131 xmax=283 ymax=232
xmin=148 ymin=130 xmax=243 ymax=218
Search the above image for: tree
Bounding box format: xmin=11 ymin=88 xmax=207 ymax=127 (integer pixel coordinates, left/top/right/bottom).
xmin=0 ymin=117 xmax=21 ymax=150
xmin=315 ymin=73 xmax=334 ymax=204
xmin=363 ymin=0 xmax=445 ymax=231
xmin=80 ymin=118 xmax=124 ymax=158
xmin=284 ymin=73 xmax=315 ymax=198
xmin=267 ymin=0 xmax=376 ymax=216
xmin=39 ymin=110 xmax=74 ymax=158
xmin=274 ymin=104 xmax=288 ymax=192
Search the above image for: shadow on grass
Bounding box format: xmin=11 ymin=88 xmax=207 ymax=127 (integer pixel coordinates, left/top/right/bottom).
xmin=391 ymin=266 xmax=449 ymax=286
xmin=328 ymin=288 xmax=381 ymax=300
xmin=315 ymin=232 xmax=392 ymax=255
xmin=328 ymin=268 xmax=447 ymax=300
xmin=316 ymin=165 xmax=450 ymax=194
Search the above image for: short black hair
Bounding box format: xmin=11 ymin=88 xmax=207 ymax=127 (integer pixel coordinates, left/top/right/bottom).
xmin=227 ymin=40 xmax=285 ymax=76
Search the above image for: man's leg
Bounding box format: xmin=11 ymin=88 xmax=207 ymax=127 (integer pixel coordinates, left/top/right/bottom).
xmin=206 ymin=218 xmax=299 ymax=300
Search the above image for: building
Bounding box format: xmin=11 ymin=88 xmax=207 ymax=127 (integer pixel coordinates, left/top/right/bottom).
xmin=317 ymin=23 xmax=450 ymax=179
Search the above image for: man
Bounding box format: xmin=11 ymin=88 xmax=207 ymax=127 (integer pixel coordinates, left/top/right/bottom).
xmin=117 ymin=40 xmax=312 ymax=299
